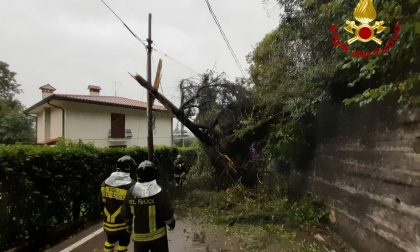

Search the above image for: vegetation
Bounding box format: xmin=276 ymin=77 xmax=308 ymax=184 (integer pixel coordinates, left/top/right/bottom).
xmin=234 ymin=0 xmax=420 ymax=170
xmin=137 ymin=0 xmax=419 ymax=182
xmin=168 ymin=1 xmax=419 ymax=250
xmin=0 ymin=61 xmax=34 ymax=144
xmin=0 ymin=142 xmax=197 ymax=251
xmin=178 ymin=71 xmax=254 ymax=178
xmin=0 ymin=61 xmax=21 ymax=99
xmin=133 ymin=71 xmax=254 ymax=185
xmin=174 ymin=174 xmax=352 ymax=252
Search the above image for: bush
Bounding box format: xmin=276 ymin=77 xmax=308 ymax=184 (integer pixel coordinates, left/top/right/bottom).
xmin=0 ymin=142 xmax=197 ymax=251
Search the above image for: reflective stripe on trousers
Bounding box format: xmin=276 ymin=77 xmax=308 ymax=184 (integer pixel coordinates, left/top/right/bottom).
xmin=132 ymin=227 xmax=167 ymax=242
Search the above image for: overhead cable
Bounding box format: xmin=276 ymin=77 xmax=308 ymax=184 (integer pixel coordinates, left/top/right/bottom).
xmin=203 ymin=0 xmax=246 ymax=78
xmin=153 ymin=47 xmax=200 ymax=75
xmin=100 ymin=0 xmax=200 ymax=76
xmin=99 ymin=0 xmax=147 ymax=49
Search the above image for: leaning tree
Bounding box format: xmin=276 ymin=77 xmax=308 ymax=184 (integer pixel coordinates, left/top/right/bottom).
xmin=132 ymin=71 xmax=254 ymax=184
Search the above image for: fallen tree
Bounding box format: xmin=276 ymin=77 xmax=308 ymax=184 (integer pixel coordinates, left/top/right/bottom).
xmin=131 ymin=73 xmax=238 ymax=182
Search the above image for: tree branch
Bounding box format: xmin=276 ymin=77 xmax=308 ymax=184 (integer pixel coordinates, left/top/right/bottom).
xmin=180 ymin=83 xmax=235 ymax=110
xmin=130 ymin=73 xmax=217 ymax=146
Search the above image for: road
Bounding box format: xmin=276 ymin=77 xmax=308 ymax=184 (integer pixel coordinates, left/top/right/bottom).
xmin=45 ymin=216 xmax=240 ymax=252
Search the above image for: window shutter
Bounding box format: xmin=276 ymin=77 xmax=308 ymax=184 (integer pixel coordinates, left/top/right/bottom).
xmin=111 ymin=113 xmax=125 ymax=138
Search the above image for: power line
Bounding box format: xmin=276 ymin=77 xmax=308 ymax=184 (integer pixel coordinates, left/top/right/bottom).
xmin=99 ymin=0 xmax=147 ymax=49
xmin=152 ymin=47 xmax=200 ymax=75
xmin=204 ymin=0 xmax=246 ymax=77
xmin=203 ymin=0 xmax=246 ymax=78
xmin=100 ymin=0 xmax=199 ymax=76
xmin=100 ymin=0 xmax=202 ymax=83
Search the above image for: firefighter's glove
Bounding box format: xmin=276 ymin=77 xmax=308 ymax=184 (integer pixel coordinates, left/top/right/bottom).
xmin=165 ymin=217 xmax=176 ymax=231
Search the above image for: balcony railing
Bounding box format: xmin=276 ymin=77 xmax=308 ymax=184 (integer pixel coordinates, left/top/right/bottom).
xmin=108 ymin=129 xmax=133 ymax=139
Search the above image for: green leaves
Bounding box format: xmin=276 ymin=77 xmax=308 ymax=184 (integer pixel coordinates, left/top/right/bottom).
xmin=0 ymin=102 xmax=35 ymax=144
xmin=0 ymin=61 xmax=35 ymax=144
xmin=0 ymin=143 xmax=198 ymax=251
xmin=0 ymin=61 xmax=21 ymax=100
xmin=343 ymin=73 xmax=420 ymax=107
xmin=243 ymin=0 xmax=420 ymax=172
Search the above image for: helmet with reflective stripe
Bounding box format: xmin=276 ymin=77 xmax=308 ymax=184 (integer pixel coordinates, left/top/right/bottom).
xmin=116 ymin=155 xmax=137 ymax=173
xmin=137 ymin=160 xmax=157 ymax=182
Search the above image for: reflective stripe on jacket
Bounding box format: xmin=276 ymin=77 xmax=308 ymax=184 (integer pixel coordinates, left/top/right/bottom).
xmin=100 ymin=172 xmax=135 ymax=231
xmin=123 ymin=181 xmax=174 ymax=242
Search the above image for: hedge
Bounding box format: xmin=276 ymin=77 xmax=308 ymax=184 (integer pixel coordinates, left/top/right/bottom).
xmin=0 ymin=142 xmax=197 ymax=250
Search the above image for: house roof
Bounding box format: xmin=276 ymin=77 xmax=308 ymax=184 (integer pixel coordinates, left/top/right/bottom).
xmin=25 ymin=94 xmax=169 ymax=114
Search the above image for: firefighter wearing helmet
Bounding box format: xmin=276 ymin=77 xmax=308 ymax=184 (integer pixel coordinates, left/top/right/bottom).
xmin=99 ymin=155 xmax=137 ymax=252
xmin=123 ymin=160 xmax=175 ymax=252
xmin=173 ymin=154 xmax=187 ymax=187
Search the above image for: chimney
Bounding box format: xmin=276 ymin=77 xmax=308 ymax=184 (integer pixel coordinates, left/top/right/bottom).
xmin=39 ymin=84 xmax=56 ymax=99
xmin=88 ymin=85 xmax=101 ymax=96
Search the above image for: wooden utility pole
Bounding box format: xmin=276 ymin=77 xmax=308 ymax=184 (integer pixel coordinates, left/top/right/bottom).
xmin=146 ymin=13 xmax=154 ymax=161
xmin=180 ymin=86 xmax=185 ymax=147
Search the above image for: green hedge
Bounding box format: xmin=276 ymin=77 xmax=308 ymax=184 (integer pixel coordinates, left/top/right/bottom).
xmin=0 ymin=142 xmax=197 ymax=250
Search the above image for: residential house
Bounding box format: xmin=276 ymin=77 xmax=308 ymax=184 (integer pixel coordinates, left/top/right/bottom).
xmin=25 ymin=84 xmax=173 ymax=147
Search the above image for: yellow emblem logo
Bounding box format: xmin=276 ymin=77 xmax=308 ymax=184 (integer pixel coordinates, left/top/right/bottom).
xmin=344 ymin=0 xmax=386 ymax=45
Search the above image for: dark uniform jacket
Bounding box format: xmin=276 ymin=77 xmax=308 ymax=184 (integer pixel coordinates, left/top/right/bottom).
xmin=123 ymin=180 xmax=174 ymax=242
xmin=173 ymin=159 xmax=187 ymax=178
xmin=100 ymin=172 xmax=135 ymax=232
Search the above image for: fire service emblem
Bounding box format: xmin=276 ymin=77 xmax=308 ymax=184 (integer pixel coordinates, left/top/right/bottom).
xmin=344 ymin=0 xmax=385 ymax=45
xmin=329 ymin=0 xmax=400 ymax=59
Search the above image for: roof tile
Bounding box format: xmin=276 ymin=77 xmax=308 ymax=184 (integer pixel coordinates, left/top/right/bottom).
xmin=54 ymin=94 xmax=167 ymax=111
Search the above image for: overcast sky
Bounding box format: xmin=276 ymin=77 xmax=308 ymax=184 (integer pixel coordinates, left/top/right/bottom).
xmin=0 ymin=0 xmax=279 ymax=110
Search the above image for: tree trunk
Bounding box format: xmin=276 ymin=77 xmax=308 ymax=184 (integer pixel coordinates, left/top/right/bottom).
xmin=131 ymin=73 xmax=237 ymax=182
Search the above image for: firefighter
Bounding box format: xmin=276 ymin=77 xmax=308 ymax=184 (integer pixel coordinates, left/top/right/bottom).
xmin=123 ymin=160 xmax=175 ymax=252
xmin=99 ymin=155 xmax=137 ymax=252
xmin=173 ymin=154 xmax=187 ymax=187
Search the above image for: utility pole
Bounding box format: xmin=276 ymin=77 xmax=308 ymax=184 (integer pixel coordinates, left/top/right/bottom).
xmin=146 ymin=13 xmax=154 ymax=161
xmin=179 ymin=80 xmax=185 ymax=147
xmin=180 ymin=93 xmax=185 ymax=147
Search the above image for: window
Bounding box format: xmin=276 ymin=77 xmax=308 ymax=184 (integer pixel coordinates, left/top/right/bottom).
xmin=111 ymin=113 xmax=125 ymax=138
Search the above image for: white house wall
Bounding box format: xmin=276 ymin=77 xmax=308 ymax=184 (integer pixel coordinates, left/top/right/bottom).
xmin=153 ymin=113 xmax=173 ymax=146
xmin=60 ymin=101 xmax=172 ymax=148
xmin=50 ymin=107 xmax=63 ymax=139
xmin=125 ymin=112 xmax=147 ymax=147
xmin=36 ymin=113 xmax=44 ymax=143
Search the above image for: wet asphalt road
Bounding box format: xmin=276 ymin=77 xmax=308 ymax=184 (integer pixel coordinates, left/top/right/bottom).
xmin=45 ymin=217 xmax=240 ymax=252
